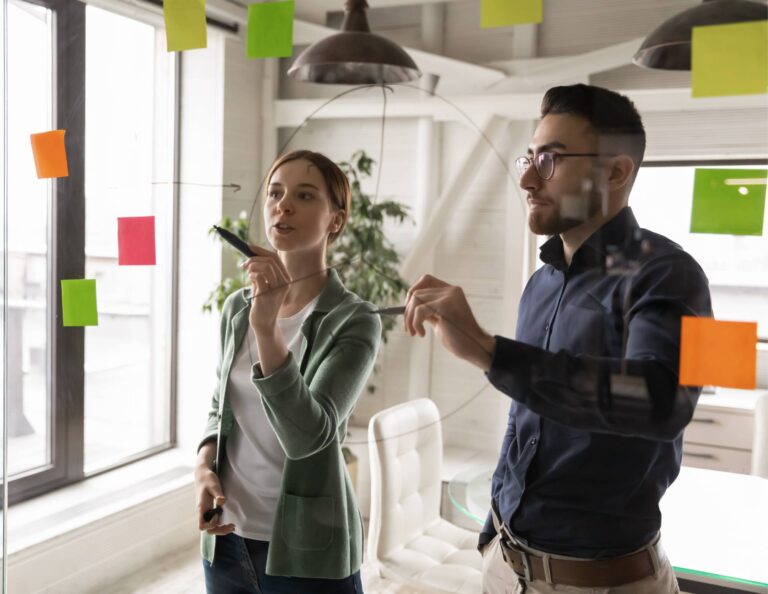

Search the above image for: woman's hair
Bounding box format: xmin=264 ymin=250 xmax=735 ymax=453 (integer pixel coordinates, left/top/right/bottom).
xmin=265 ymin=150 xmax=351 ymax=245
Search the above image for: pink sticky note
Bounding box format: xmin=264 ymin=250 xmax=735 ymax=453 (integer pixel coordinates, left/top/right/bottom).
xmin=118 ymin=216 xmax=156 ymax=265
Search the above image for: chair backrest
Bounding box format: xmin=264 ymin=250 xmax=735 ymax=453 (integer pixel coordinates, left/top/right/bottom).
xmin=752 ymin=392 xmax=768 ymax=478
xmin=367 ymin=398 xmax=443 ymax=562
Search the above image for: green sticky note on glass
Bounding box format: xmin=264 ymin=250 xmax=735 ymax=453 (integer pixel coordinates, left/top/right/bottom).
xmin=692 ymin=21 xmax=768 ymax=98
xmin=690 ymin=169 xmax=767 ymax=236
xmin=247 ymin=1 xmax=294 ymax=59
xmin=61 ymin=279 xmax=99 ymax=327
xmin=481 ymin=0 xmax=542 ymax=28
xmin=164 ymin=0 xmax=207 ymax=52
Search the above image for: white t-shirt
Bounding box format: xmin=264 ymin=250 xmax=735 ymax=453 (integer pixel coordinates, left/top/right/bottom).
xmin=219 ymin=295 xmax=319 ymax=540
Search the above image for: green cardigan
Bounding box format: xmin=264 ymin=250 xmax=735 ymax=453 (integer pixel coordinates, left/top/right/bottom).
xmin=199 ymin=269 xmax=381 ymax=578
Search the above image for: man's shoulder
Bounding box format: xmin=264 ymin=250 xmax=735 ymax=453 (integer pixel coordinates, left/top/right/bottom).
xmin=635 ymin=227 xmax=704 ymax=273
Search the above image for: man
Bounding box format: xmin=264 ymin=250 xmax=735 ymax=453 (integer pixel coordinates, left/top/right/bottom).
xmin=403 ymin=84 xmax=711 ymax=593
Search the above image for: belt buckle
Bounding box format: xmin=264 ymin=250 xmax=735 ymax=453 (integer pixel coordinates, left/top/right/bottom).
xmin=499 ymin=525 xmax=533 ymax=582
xmin=519 ymin=549 xmax=533 ymax=582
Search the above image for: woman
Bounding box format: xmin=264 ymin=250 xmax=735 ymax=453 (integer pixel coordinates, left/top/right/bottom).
xmin=195 ymin=150 xmax=381 ymax=593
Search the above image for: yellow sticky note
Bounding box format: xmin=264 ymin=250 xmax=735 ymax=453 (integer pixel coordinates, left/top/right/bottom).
xmin=481 ymin=0 xmax=542 ymax=28
xmin=164 ymin=0 xmax=207 ymax=52
xmin=679 ymin=317 xmax=757 ymax=390
xmin=692 ymin=20 xmax=768 ymax=98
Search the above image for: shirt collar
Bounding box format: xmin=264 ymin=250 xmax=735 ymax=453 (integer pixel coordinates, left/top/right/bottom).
xmin=539 ymin=207 xmax=640 ymax=272
xmin=241 ymin=267 xmax=348 ymax=313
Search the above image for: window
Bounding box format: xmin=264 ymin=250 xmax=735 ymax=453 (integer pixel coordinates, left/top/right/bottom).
xmin=6 ymin=0 xmax=53 ymax=480
xmin=5 ymin=0 xmax=178 ymax=503
xmin=530 ymin=163 xmax=768 ymax=342
xmin=632 ymin=164 xmax=768 ymax=339
xmin=83 ymin=5 xmax=176 ymax=474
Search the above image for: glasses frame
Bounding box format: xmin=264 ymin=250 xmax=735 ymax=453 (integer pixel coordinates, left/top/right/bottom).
xmin=515 ymin=152 xmax=610 ymax=181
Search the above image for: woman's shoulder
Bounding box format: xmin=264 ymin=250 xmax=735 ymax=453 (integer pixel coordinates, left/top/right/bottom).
xmin=220 ymin=287 xmax=249 ymax=318
xmin=325 ymin=290 xmax=382 ymax=343
xmin=335 ymin=288 xmax=378 ymax=316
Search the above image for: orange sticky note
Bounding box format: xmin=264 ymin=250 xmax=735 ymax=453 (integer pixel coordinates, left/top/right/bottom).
xmin=30 ymin=130 xmax=69 ymax=178
xmin=679 ymin=317 xmax=757 ymax=390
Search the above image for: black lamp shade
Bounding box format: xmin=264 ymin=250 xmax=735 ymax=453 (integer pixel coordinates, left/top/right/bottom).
xmin=287 ymin=0 xmax=421 ymax=84
xmin=633 ymin=0 xmax=768 ymax=70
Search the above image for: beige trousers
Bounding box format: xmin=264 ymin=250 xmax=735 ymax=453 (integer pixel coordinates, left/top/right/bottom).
xmin=481 ymin=534 xmax=680 ymax=594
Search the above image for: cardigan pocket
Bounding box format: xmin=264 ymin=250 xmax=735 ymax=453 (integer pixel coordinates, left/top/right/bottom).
xmin=281 ymin=494 xmax=334 ymax=551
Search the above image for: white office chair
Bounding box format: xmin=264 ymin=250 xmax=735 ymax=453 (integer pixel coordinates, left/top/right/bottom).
xmin=751 ymin=391 xmax=768 ymax=478
xmin=367 ymin=398 xmax=482 ymax=594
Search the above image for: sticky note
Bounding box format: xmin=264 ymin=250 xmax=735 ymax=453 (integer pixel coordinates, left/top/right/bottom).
xmin=690 ymin=169 xmax=767 ymax=236
xmin=61 ymin=279 xmax=99 ymax=327
xmin=481 ymin=0 xmax=542 ymax=28
xmin=164 ymin=0 xmax=207 ymax=52
xmin=30 ymin=130 xmax=68 ymax=178
xmin=118 ymin=216 xmax=156 ymax=266
xmin=679 ymin=317 xmax=757 ymax=390
xmin=692 ymin=21 xmax=768 ymax=98
xmin=247 ymin=1 xmax=294 ymax=59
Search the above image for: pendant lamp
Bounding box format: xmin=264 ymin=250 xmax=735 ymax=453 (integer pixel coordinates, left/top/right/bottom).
xmin=287 ymin=0 xmax=421 ymax=84
xmin=632 ymin=0 xmax=768 ymax=70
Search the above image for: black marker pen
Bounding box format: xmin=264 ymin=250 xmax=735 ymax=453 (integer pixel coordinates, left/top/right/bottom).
xmin=203 ymin=505 xmax=223 ymax=523
xmin=213 ymin=225 xmax=256 ymax=258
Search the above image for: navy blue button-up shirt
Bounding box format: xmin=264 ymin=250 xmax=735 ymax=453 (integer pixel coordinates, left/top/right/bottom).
xmin=479 ymin=207 xmax=712 ymax=558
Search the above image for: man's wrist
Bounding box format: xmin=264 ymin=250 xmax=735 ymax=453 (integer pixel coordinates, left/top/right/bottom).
xmin=470 ymin=332 xmax=496 ymax=372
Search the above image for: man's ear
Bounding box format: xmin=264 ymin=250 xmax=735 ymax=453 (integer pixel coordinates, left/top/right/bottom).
xmin=607 ymin=155 xmax=635 ymax=191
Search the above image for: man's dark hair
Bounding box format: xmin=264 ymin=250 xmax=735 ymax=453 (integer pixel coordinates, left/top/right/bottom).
xmin=541 ymin=84 xmax=646 ymax=172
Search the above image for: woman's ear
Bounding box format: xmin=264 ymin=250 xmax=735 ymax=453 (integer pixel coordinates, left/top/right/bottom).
xmin=330 ymin=209 xmax=346 ymax=234
xmin=607 ymin=155 xmax=635 ymax=191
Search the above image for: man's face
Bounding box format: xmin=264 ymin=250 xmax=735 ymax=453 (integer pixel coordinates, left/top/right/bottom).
xmin=520 ymin=114 xmax=607 ymax=236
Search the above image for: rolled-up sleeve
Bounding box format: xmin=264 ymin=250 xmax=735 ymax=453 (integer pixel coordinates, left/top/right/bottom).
xmin=486 ymin=252 xmax=712 ymax=442
xmin=252 ymin=307 xmax=381 ymax=460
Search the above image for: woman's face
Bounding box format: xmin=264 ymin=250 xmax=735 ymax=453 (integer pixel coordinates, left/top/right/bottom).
xmin=263 ymin=158 xmax=343 ymax=254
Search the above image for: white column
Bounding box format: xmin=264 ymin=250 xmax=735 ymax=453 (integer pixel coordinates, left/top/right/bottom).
xmin=406 ymin=3 xmax=446 ymax=404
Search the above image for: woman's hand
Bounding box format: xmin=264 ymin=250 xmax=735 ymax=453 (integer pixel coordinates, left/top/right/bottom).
xmin=195 ymin=444 xmax=235 ymax=535
xmin=242 ymin=244 xmax=292 ymax=332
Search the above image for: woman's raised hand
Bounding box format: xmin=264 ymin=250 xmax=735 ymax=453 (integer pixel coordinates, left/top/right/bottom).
xmin=242 ymin=244 xmax=292 ymax=332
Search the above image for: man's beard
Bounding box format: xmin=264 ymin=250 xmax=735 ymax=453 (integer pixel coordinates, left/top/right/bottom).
xmin=528 ymin=192 xmax=602 ymax=236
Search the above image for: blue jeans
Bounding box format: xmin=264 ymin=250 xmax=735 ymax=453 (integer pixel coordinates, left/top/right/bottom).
xmin=202 ymin=533 xmax=364 ymax=594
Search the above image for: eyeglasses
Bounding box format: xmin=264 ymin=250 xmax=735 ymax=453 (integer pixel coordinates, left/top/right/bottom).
xmin=515 ymin=152 xmax=606 ymax=181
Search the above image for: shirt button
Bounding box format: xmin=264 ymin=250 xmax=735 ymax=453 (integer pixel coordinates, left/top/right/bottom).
xmin=530 ymin=437 xmax=538 ymax=446
xmin=544 ymin=323 xmax=550 ymax=331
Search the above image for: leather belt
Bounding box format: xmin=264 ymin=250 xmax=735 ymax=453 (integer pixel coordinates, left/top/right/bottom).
xmin=490 ymin=503 xmax=657 ymax=588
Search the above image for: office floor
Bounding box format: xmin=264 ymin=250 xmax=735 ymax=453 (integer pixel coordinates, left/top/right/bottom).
xmin=100 ymin=543 xmax=418 ymax=594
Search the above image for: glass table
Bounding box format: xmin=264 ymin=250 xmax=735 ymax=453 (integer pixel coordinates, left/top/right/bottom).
xmin=448 ymin=465 xmax=768 ymax=593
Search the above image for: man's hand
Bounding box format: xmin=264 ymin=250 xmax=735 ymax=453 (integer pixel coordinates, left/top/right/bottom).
xmin=404 ymin=274 xmax=496 ymax=372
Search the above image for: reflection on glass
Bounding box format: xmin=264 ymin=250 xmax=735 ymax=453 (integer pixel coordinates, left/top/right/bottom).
xmin=6 ymin=0 xmax=52 ymax=477
xmin=83 ymin=6 xmax=173 ymax=473
xmin=633 ymin=166 xmax=768 ymax=337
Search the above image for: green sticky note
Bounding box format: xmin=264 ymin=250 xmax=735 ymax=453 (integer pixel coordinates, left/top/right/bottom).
xmin=692 ymin=21 xmax=768 ymax=98
xmin=164 ymin=0 xmax=207 ymax=52
xmin=247 ymin=1 xmax=294 ymax=59
xmin=481 ymin=0 xmax=542 ymax=28
xmin=690 ymin=169 xmax=767 ymax=236
xmin=61 ymin=279 xmax=99 ymax=327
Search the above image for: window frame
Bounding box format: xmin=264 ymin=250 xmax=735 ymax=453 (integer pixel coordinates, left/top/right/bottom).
xmin=6 ymin=0 xmax=182 ymax=505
